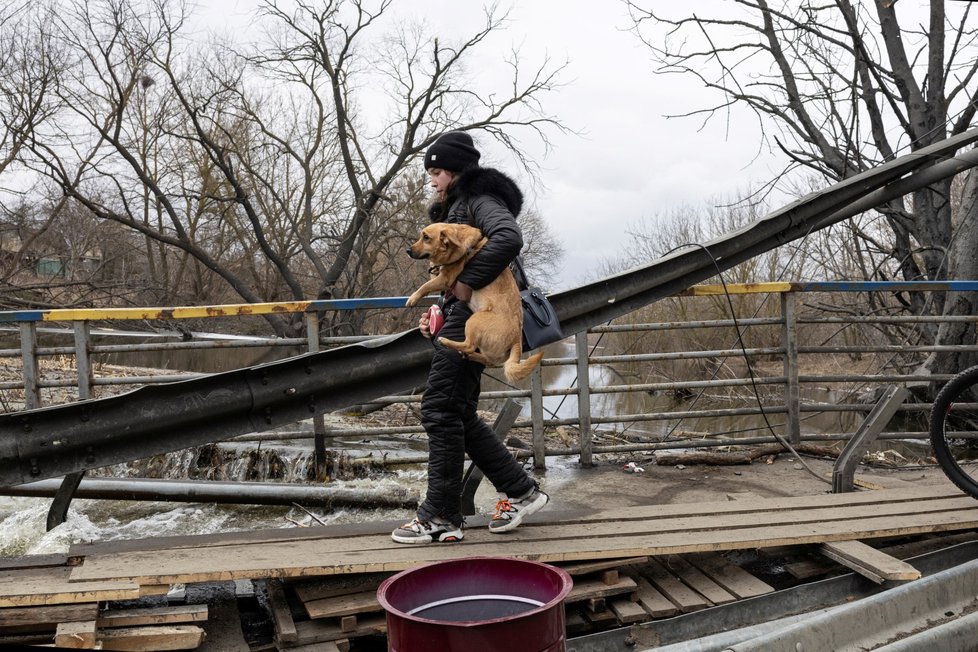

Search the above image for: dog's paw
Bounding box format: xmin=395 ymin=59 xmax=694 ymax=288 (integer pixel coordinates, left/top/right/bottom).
xmin=405 ymin=293 xmax=421 ymax=307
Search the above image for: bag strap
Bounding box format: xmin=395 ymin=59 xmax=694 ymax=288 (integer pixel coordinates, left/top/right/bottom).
xmin=523 ymin=289 xmax=554 ymax=326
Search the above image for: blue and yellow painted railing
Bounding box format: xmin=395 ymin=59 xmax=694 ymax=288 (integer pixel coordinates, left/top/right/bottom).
xmin=3 ymin=280 xmax=977 ymax=323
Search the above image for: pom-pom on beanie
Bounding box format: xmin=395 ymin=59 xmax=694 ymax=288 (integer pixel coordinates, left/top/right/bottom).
xmin=424 ymin=131 xmax=481 ymax=172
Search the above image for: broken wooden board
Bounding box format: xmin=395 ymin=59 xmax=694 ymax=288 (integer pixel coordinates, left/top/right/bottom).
xmin=684 ymin=553 xmax=775 ymax=599
xmin=632 ymin=575 xmax=678 ymax=618
xmin=0 ymin=566 xmax=143 ymax=607
xmin=97 ymin=625 xmax=206 ymax=651
xmin=290 ymin=615 xmax=386 ymax=646
xmin=565 ymin=576 xmax=637 ymax=604
xmin=98 ymin=604 xmax=209 ymax=628
xmin=818 ymin=540 xmax=921 ymax=583
xmin=291 ymin=573 xmax=389 ymax=604
xmin=662 ymin=555 xmax=737 ymax=605
xmin=0 ymin=602 xmax=98 ymax=632
xmin=303 ymin=592 xmax=381 ymax=620
xmin=265 ymin=580 xmax=298 ymax=645
xmin=640 ymin=559 xmax=709 ymax=613
xmin=54 ymin=620 xmax=97 ymax=649
xmin=609 ymin=598 xmax=648 ymax=624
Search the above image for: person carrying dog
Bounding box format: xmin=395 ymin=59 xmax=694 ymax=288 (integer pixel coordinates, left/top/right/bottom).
xmin=392 ymin=131 xmax=549 ymax=544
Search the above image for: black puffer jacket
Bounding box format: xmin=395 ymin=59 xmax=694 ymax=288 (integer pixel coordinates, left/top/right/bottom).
xmin=428 ymin=167 xmax=524 ymax=291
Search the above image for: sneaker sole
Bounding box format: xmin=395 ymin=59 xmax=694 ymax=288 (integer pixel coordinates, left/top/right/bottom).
xmin=489 ymin=492 xmax=549 ymax=534
xmin=391 ymin=530 xmax=464 ymax=545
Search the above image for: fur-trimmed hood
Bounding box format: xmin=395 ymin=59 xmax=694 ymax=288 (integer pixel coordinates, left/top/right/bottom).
xmin=429 ymin=167 xmax=523 ymax=221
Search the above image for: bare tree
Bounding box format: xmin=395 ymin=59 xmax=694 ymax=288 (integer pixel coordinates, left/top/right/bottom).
xmin=3 ymin=0 xmax=567 ymax=336
xmin=627 ymin=0 xmax=978 ymax=376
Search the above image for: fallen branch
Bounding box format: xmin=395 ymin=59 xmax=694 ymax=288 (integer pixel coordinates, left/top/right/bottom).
xmin=654 ymin=444 xmax=839 ymax=466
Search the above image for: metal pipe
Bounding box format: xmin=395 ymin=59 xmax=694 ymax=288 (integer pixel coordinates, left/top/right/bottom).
xmin=2 ymin=476 xmax=418 ymax=509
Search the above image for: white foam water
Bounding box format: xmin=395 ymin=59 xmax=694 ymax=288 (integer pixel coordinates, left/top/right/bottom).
xmin=0 ymin=470 xmax=429 ymax=557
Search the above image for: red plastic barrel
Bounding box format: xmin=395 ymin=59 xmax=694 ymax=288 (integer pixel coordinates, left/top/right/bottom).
xmin=377 ymin=556 xmax=573 ymax=652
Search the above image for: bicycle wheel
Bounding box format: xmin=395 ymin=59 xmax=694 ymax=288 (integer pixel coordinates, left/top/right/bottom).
xmin=930 ymin=364 xmax=978 ymax=499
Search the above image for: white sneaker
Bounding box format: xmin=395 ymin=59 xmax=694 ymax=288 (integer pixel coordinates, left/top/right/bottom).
xmin=391 ymin=517 xmax=463 ymax=544
xmin=489 ymin=487 xmax=548 ymax=533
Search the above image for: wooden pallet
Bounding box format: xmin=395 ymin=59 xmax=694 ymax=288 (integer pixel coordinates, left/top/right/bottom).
xmin=260 ymin=551 xmax=775 ymax=645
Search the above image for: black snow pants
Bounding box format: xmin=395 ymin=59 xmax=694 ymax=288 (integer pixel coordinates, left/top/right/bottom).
xmin=416 ymin=301 xmax=535 ymax=527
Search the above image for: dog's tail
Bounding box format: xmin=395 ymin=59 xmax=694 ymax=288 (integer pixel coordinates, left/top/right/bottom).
xmin=503 ymin=344 xmax=545 ymax=383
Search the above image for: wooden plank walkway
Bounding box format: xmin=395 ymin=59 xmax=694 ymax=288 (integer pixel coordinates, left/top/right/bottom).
xmin=57 ymin=484 xmax=978 ymax=586
xmin=2 ymin=483 xmax=976 ymax=609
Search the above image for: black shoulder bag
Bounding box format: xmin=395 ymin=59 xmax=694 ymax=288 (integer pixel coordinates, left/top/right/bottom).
xmin=510 ymin=256 xmax=564 ymax=351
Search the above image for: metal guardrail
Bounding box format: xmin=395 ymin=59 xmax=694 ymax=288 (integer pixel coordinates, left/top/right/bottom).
xmin=2 ymin=281 xmax=976 ymax=471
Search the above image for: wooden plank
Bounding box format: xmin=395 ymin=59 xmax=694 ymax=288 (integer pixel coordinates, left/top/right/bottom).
xmin=284 ymin=641 xmax=349 ymax=652
xmin=65 ymin=484 xmax=964 ymax=558
xmin=880 ymin=530 xmax=978 ymax=560
xmin=819 ymin=540 xmax=921 ymax=582
xmin=65 ymin=496 xmax=978 ymax=585
xmin=291 ymin=616 xmax=386 ymax=645
xmin=292 ymin=574 xmax=389 ymax=603
xmin=0 ymin=566 xmax=142 ymax=607
xmin=98 ymin=625 xmax=206 ymax=651
xmin=610 ymin=598 xmax=648 ymax=624
xmin=565 ymin=576 xmax=637 ymax=603
xmin=686 ymin=553 xmax=774 ymax=599
xmin=0 ymin=554 xmax=68 ymax=571
xmin=666 ymin=555 xmax=736 ymax=605
xmin=558 ymin=557 xmax=648 ymax=576
xmin=784 ymin=535 xmax=954 ymax=579
xmin=641 ymin=559 xmax=709 ymax=612
xmin=266 ymin=580 xmax=298 ymax=644
xmin=54 ymin=621 xmax=97 ymax=649
xmin=139 ymin=584 xmax=172 ymax=596
xmin=0 ymin=632 xmax=53 ymax=646
xmin=630 ymin=575 xmax=679 ymax=618
xmin=304 ymin=591 xmax=380 ymax=620
xmin=97 ymin=604 xmax=208 ymax=628
xmin=0 ymin=603 xmax=98 ymax=630
xmin=785 ymin=558 xmax=837 ymax=580
xmin=582 ymin=607 xmax=617 ymax=626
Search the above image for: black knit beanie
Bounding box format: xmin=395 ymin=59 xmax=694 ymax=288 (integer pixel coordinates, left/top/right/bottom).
xmin=424 ymin=131 xmax=481 ymax=172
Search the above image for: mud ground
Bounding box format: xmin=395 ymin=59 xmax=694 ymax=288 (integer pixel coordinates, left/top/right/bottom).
xmin=534 ymin=451 xmax=959 ymax=513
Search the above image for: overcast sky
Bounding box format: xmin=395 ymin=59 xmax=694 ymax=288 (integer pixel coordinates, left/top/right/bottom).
xmin=204 ymin=0 xmax=781 ymax=290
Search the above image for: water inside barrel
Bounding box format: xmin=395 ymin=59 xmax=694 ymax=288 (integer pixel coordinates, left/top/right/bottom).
xmin=407 ymin=594 xmax=544 ymax=621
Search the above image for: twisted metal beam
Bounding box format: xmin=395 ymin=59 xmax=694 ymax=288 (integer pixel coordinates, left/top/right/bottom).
xmin=3 ymin=128 xmax=978 ymax=487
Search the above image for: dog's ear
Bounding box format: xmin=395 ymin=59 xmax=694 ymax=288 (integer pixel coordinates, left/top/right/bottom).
xmin=441 ymin=225 xmax=483 ymax=253
xmin=457 ymin=228 xmax=485 ymax=253
xmin=438 ymin=227 xmax=459 ymax=251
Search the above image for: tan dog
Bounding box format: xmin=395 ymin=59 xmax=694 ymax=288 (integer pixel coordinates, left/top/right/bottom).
xmin=406 ymin=223 xmax=544 ymax=382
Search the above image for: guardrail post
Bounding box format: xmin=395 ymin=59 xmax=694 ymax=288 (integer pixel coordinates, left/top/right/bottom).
xmin=576 ymin=331 xmax=593 ymax=467
xmin=46 ymin=321 xmax=95 ymax=531
xmin=531 ymin=365 xmax=546 ymax=469
xmin=781 ymin=291 xmax=801 ymax=445
xmin=19 ymin=322 xmax=41 ymax=410
xmin=73 ymin=321 xmax=93 ymax=399
xmin=305 ymin=312 xmax=329 ymax=480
